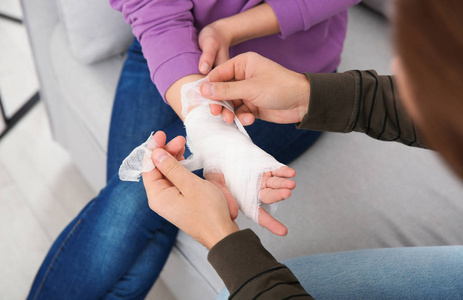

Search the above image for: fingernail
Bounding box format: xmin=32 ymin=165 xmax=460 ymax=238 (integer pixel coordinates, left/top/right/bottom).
xmin=153 ymin=148 xmax=168 ymax=163
xmin=200 ymin=62 xmax=210 ymax=74
xmin=243 ymin=116 xmax=251 ymax=125
xmin=202 ymin=83 xmax=214 ymax=97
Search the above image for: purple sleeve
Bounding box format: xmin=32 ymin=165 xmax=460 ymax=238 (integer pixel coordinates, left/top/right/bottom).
xmin=110 ymin=0 xmax=202 ymax=99
xmin=265 ymin=0 xmax=361 ymax=39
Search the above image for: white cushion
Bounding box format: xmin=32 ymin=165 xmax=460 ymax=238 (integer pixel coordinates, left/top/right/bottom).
xmin=50 ymin=23 xmax=125 ymax=158
xmin=55 ymin=0 xmax=133 ymax=64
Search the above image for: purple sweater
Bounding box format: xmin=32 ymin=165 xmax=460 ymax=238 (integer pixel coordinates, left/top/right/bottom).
xmin=110 ymin=0 xmax=360 ymax=99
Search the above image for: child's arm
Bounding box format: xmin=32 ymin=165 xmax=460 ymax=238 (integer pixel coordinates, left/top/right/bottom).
xmin=168 ymin=3 xmax=280 ymax=119
xmin=165 ymin=74 xmax=205 ymax=120
xmin=198 ymin=3 xmax=280 ymax=74
xmin=170 ymin=4 xmax=279 ymax=118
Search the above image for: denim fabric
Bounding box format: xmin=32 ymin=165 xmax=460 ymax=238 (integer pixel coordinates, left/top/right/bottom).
xmin=28 ymin=38 xmax=321 ymax=299
xmin=217 ymin=246 xmax=463 ymax=299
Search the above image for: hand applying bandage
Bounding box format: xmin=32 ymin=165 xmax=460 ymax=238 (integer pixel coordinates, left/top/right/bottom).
xmin=119 ymin=80 xmax=296 ymax=235
xmin=142 ymin=131 xmax=239 ymax=250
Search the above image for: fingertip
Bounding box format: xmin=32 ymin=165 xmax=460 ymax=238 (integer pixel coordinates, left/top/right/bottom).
xmin=153 ymin=131 xmax=167 ymax=147
xmin=288 ymin=180 xmax=296 ymax=190
xmin=199 ymin=61 xmax=210 ymax=74
xmin=210 ymin=104 xmax=222 ymax=116
xmin=271 ymin=221 xmax=288 ymax=237
xmin=231 ymin=204 xmax=239 ymax=220
xmin=236 ymin=111 xmax=255 ymax=126
xmin=243 ymin=114 xmax=255 ymax=126
xmin=258 ymin=208 xmax=288 ymax=236
xmin=152 ymin=147 xmax=169 ymax=165
xmin=288 ymin=169 xmax=296 ymax=178
xmin=281 ymin=189 xmax=292 ymax=200
xmin=279 ymin=166 xmax=296 ymax=178
xmin=201 ymin=83 xmax=215 ymax=98
xmin=224 ymin=110 xmax=234 ymax=124
xmin=278 ymin=226 xmax=288 ymax=236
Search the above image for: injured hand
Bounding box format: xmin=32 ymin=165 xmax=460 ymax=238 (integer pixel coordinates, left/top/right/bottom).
xmin=119 ymin=78 xmax=295 ymax=234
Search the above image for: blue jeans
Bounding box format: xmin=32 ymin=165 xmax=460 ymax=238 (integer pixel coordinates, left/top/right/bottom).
xmin=218 ymin=246 xmax=463 ymax=299
xmin=27 ymin=38 xmax=321 ymax=299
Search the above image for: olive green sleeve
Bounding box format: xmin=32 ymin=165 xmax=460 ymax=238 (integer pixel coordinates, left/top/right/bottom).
xmin=298 ymin=70 xmax=426 ymax=148
xmin=208 ymin=229 xmax=314 ymax=299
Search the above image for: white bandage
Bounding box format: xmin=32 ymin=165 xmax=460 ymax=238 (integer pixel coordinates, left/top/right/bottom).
xmin=119 ymin=78 xmax=285 ymax=223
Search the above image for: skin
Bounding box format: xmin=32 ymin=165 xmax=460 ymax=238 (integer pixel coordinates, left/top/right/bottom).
xmin=198 ymin=3 xmax=280 ymax=74
xmin=143 ymin=52 xmax=421 ymax=250
xmin=143 ymin=131 xmax=239 ymax=250
xmin=202 ymin=52 xmax=311 ymax=125
xmin=162 ymin=6 xmax=293 ymax=236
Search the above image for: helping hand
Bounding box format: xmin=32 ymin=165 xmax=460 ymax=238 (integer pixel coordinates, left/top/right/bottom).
xmin=142 ymin=131 xmax=239 ymax=250
xmin=143 ymin=131 xmax=294 ymax=244
xmin=201 ymin=52 xmax=311 ymax=125
xmin=198 ymin=21 xmax=233 ymax=74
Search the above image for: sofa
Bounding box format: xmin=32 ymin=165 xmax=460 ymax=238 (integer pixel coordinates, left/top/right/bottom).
xmin=21 ymin=0 xmax=463 ymax=299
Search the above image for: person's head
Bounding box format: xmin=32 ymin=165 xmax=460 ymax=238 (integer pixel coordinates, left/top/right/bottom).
xmin=392 ymin=0 xmax=463 ymax=179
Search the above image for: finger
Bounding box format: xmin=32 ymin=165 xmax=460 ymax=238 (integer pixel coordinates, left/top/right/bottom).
xmin=222 ymin=108 xmax=235 ymax=124
xmin=153 ymin=131 xmax=167 ymax=148
xmin=234 ymin=102 xmax=256 ymax=125
xmin=142 ymin=165 xmax=164 ymax=184
xmin=207 ymin=53 xmax=249 ymax=82
xmin=260 ymin=188 xmax=291 ymax=204
xmin=142 ymin=168 xmax=174 ymax=202
xmin=210 ymin=100 xmax=242 ymax=116
xmin=199 ymin=39 xmax=219 ymax=74
xmin=236 ymin=113 xmax=255 ymax=126
xmin=201 ymin=81 xmax=253 ymax=101
xmin=210 ymin=103 xmax=223 ymax=116
xmin=265 ymin=177 xmax=296 ymax=190
xmin=258 ymin=207 xmax=288 ymax=236
xmin=152 ymin=148 xmax=199 ymax=193
xmin=164 ymin=135 xmax=186 ymax=159
xmin=176 ymin=148 xmax=185 ymax=161
xmin=142 ymin=131 xmax=168 ymax=184
xmin=272 ymin=166 xmax=296 ymax=178
xmin=215 ymin=47 xmax=229 ymax=66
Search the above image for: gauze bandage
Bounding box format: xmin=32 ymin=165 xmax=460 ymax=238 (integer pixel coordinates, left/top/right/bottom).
xmin=119 ymin=78 xmax=285 ymax=223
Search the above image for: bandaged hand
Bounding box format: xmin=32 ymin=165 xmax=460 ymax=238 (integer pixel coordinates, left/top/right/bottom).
xmin=119 ymin=77 xmax=296 ymax=236
xmin=181 ymin=78 xmax=295 ymax=236
xmin=201 ymin=52 xmax=311 ymax=125
xmin=142 ymin=134 xmax=239 ymax=250
xmin=120 ymin=127 xmax=295 ymax=235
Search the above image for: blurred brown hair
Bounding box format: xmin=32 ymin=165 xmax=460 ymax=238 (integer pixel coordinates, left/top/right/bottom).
xmin=395 ymin=0 xmax=463 ymax=178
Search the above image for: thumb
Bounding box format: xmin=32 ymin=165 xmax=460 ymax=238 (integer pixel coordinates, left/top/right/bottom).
xmin=201 ymin=80 xmax=252 ymax=101
xmin=199 ymin=39 xmax=219 ymax=74
xmin=152 ymin=148 xmax=198 ymax=193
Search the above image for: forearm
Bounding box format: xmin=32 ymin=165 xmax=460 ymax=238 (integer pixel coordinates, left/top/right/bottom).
xmin=298 ymin=70 xmax=427 ymax=148
xmin=208 ymin=229 xmax=313 ymax=299
xmin=214 ymin=3 xmax=280 ymax=46
xmin=165 ymin=74 xmax=205 ymax=120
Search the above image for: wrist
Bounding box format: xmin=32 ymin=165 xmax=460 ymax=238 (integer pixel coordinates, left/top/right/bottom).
xmin=295 ymin=73 xmax=311 ymax=123
xmin=204 ymin=222 xmax=239 ymax=250
xmin=166 ymin=74 xmax=206 ymax=119
xmin=209 ymin=19 xmax=235 ymax=46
